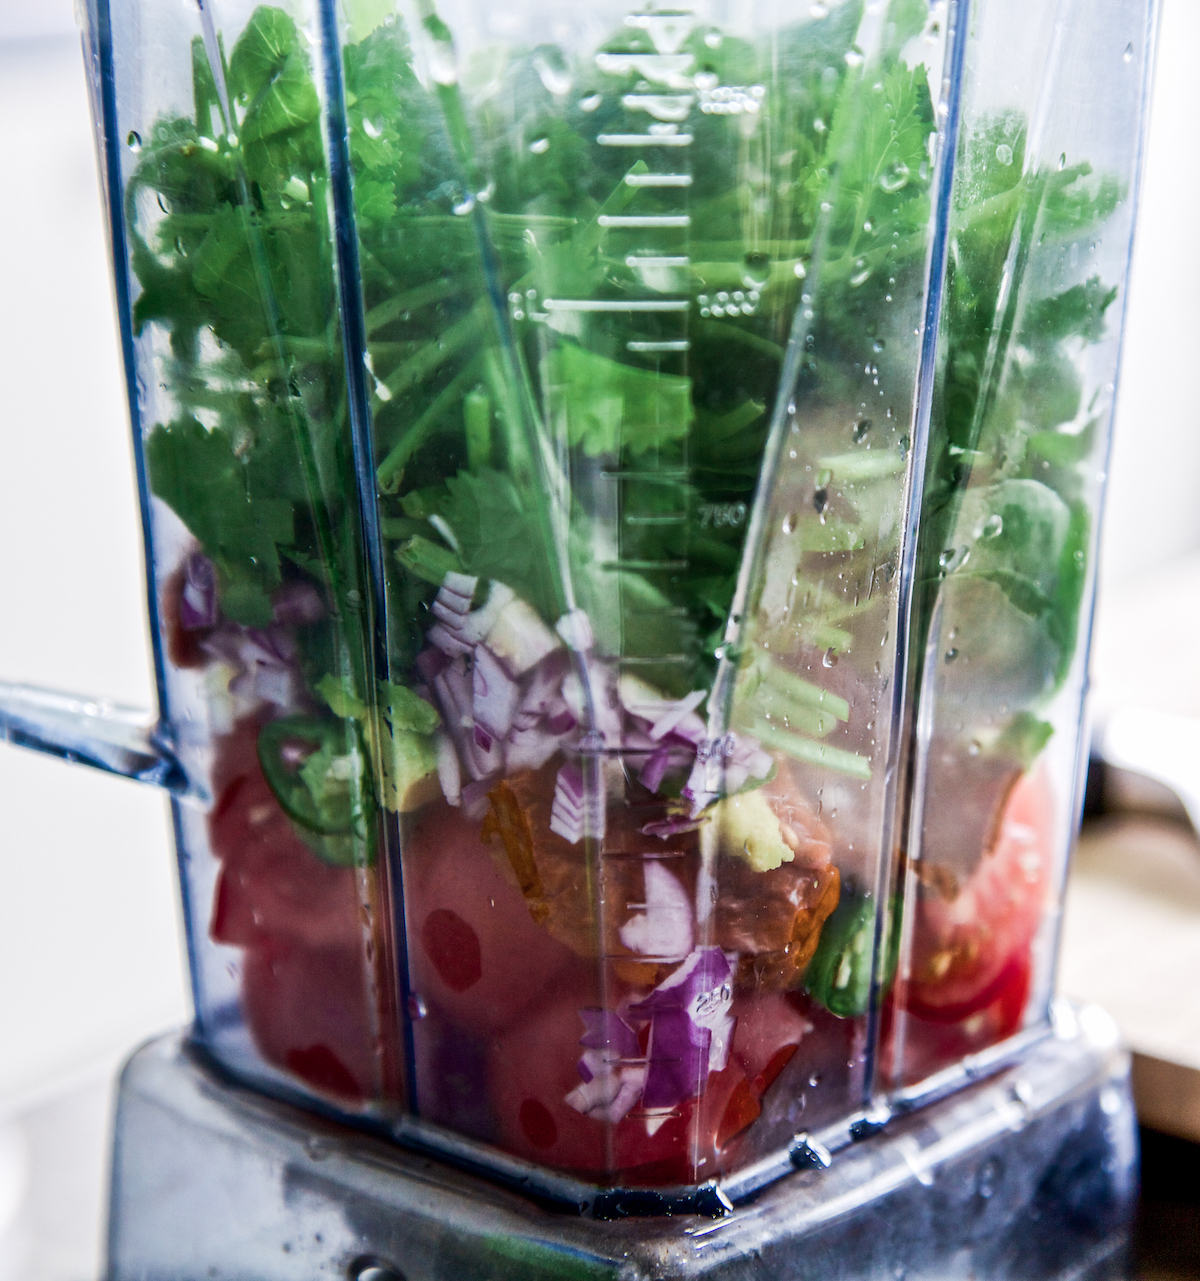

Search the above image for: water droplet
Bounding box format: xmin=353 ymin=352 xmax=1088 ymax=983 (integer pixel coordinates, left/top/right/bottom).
xmin=408 ymin=993 xmax=428 ymax=1019
xmin=995 ymin=143 xmax=1013 ymax=166
xmin=844 ymin=48 xmax=864 ymax=68
xmin=809 ymin=1071 xmax=823 ymax=1088
xmin=1123 ymin=41 xmax=1133 ymax=62
xmin=156 ymin=192 xmax=172 ymax=215
xmin=944 ymin=647 xmax=958 ymax=664
xmin=813 ymin=488 xmax=828 ymax=515
xmin=782 ymin=512 xmax=798 ymax=534
xmin=427 ymin=36 xmax=459 ymax=86
xmin=126 ymin=130 xmax=142 ymax=151
xmin=529 ymin=136 xmax=550 ymax=154
xmin=980 ymin=513 xmax=1003 ymax=539
xmin=704 ymin=30 xmax=723 ymax=48
xmin=794 ymin=261 xmax=807 ymax=279
xmin=694 ymin=69 xmax=719 ymax=91
xmin=811 ymin=1 xmax=829 ymax=15
xmin=853 ymin=417 xmax=871 ymax=442
xmin=872 ymin=338 xmax=885 ymax=353
xmin=452 ymin=193 xmax=476 ymax=215
xmin=1058 ymin=152 xmax=1067 ymax=171
xmin=850 ymin=261 xmax=871 ymax=287
xmin=579 ymin=92 xmax=602 ymax=112
xmin=533 ymin=49 xmax=572 ymax=96
xmin=968 ymin=740 xmax=980 ymax=756
xmin=822 ymin=648 xmax=839 ymax=668
xmin=879 ymin=159 xmax=910 ymax=193
xmin=938 ymin=545 xmax=968 ymax=573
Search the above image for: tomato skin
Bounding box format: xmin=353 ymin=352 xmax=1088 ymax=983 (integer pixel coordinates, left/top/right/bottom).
xmin=207 ymin=718 xmax=377 ymax=1102
xmin=402 ymin=800 xmax=585 ymax=1038
xmin=906 ymin=768 xmax=1052 ymax=1019
xmin=887 ymin=768 xmax=1054 ymax=1080
xmin=239 ymin=939 xmax=376 ymax=1102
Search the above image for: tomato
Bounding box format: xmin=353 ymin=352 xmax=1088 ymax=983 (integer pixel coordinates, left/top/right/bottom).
xmin=402 ymin=799 xmax=585 ymax=1038
xmin=484 ymin=983 xmax=811 ymax=1183
xmin=239 ymin=939 xmax=377 ymax=1102
xmin=208 ymin=718 xmax=379 ymax=1102
xmin=887 ymin=767 xmax=1054 ymax=1080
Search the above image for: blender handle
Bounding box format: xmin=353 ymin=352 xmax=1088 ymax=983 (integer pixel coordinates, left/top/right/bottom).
xmin=0 ymin=681 xmax=189 ymax=795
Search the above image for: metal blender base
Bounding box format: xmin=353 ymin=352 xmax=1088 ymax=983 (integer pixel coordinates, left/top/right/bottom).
xmin=107 ymin=1007 xmax=1137 ymax=1281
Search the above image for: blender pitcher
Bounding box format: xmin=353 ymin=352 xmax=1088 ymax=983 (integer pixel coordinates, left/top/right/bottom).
xmin=4 ymin=0 xmax=1154 ymax=1227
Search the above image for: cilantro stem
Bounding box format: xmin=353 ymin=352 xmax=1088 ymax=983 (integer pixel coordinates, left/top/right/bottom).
xmin=364 ymin=276 xmax=460 ymax=334
xmin=377 ymin=302 xmax=485 ymax=400
xmin=376 ymin=354 xmax=483 ymax=488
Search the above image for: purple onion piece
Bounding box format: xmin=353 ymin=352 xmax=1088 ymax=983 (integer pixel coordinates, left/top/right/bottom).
xmin=271 ymin=580 xmax=325 ymax=627
xmin=639 ymin=746 xmax=671 ymax=794
xmin=576 ymin=1058 xmax=594 ymax=1084
xmin=641 ymin=814 xmax=708 ymax=839
xmin=578 ymin=1007 xmax=641 ymax=1058
xmin=416 ymin=647 xmax=450 ymax=683
xmin=472 ymin=643 xmax=519 ymax=739
xmin=179 ymin=553 xmax=218 ymax=629
xmin=629 ymin=947 xmax=735 ymax=1110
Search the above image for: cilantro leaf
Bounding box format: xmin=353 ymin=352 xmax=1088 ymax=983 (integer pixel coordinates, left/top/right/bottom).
xmin=545 ymin=343 xmax=693 ymax=457
xmin=146 ymin=415 xmax=293 ymax=601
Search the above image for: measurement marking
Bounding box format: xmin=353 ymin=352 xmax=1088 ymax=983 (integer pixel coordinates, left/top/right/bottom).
xmin=618 ymin=653 xmax=692 ymax=665
xmin=626 ymin=606 xmax=692 ymax=618
xmin=598 ymin=133 xmax=694 ymax=147
xmin=627 ymin=339 xmax=691 ymax=352
xmin=544 ymin=298 xmax=689 ymax=313
xmin=602 ymin=559 xmax=689 ymax=572
xmin=623 ymin=513 xmax=687 ymax=526
xmin=626 ymin=255 xmax=690 ymax=267
xmin=602 ymin=469 xmax=689 ymax=480
xmin=599 ymin=214 xmax=691 ymax=228
xmin=624 ymin=172 xmax=693 ymax=187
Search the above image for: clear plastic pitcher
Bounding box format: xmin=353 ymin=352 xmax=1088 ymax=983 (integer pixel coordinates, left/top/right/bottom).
xmin=5 ymin=0 xmax=1153 ymax=1205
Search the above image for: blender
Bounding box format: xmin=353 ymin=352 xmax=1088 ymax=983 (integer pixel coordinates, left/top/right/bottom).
xmin=0 ymin=0 xmax=1156 ymax=1273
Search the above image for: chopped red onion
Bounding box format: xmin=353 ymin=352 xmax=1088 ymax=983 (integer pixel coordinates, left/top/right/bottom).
xmin=435 ymin=730 xmax=461 ymax=806
xmin=639 ymin=746 xmax=672 ymax=794
xmin=550 ymin=762 xmax=602 ymax=844
xmin=579 ymin=1007 xmax=641 ymax=1058
xmin=648 ymin=689 xmax=707 ymax=741
xmin=545 ymin=709 xmax=577 ymax=736
xmin=459 ymin=778 xmax=495 ymax=820
xmin=458 ymin=582 xmax=516 ymax=645
xmin=641 ymin=813 xmax=708 ymax=839
xmin=441 ymin=571 xmax=478 ymax=601
xmin=618 ymin=862 xmax=694 ymax=961
xmin=271 ymin=580 xmax=325 ymax=627
xmin=629 ymin=947 xmax=735 ymax=1110
xmin=564 ymin=1008 xmax=646 ymax=1124
xmin=506 ymin=726 xmax=561 ymax=773
xmin=472 ymin=644 xmax=519 ymax=739
xmin=179 ymin=553 xmax=218 ymax=629
xmin=427 ymin=623 xmax=473 ymax=657
xmin=416 ymin=647 xmax=450 ymax=683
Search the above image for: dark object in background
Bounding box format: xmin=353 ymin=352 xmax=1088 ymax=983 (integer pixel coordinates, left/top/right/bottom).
xmin=1136 ymin=1126 xmax=1200 ymax=1280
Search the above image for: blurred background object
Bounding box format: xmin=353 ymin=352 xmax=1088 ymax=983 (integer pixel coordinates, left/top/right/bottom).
xmin=0 ymin=0 xmax=1198 ymax=1275
xmin=0 ymin=1 xmax=188 ymax=1278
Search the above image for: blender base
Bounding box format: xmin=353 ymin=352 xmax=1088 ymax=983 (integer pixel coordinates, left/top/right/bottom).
xmin=106 ymin=1008 xmax=1137 ymax=1281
